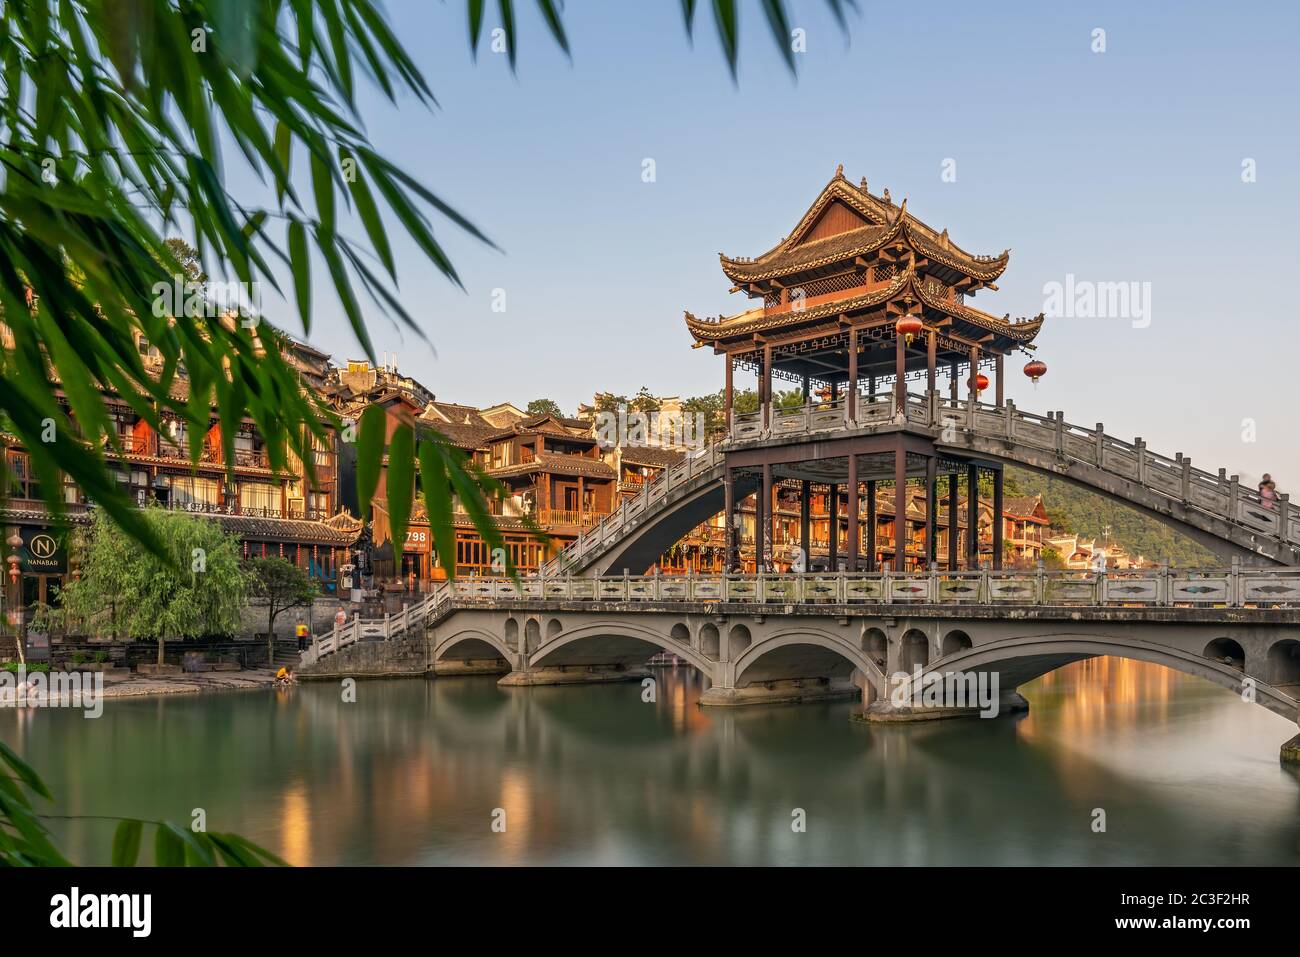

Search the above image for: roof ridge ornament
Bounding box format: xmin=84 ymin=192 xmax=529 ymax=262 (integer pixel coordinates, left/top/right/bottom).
xmin=835 ymin=163 xmax=844 ymax=178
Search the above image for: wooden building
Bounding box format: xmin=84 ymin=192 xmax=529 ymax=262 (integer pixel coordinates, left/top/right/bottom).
xmin=685 ymin=166 xmax=1047 ymax=572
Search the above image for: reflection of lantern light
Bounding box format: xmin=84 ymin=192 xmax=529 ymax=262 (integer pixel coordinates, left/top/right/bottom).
xmin=895 ymin=316 xmax=924 ymax=345
xmin=1024 ymin=359 xmax=1048 ymax=383
xmin=968 ymin=373 xmax=989 ymax=393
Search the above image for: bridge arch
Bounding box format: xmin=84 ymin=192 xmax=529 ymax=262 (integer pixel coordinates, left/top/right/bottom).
xmin=1204 ymin=637 xmax=1246 ymax=671
xmin=503 ymin=618 xmax=519 ymax=652
xmin=913 ymin=633 xmax=1300 ymax=722
xmin=528 ymin=619 xmax=718 ymax=679
xmin=433 ymin=627 xmax=515 ymax=666
xmin=733 ymin=627 xmax=882 ymax=690
xmin=728 ymin=624 xmax=753 ymax=660
xmin=941 ymin=629 xmax=973 ymax=657
xmin=698 ymin=623 xmax=720 ymax=661
xmin=861 ymin=627 xmax=888 ymax=669
xmin=1266 ymin=638 xmax=1300 ymax=687
xmin=901 ymin=628 xmax=930 ymax=671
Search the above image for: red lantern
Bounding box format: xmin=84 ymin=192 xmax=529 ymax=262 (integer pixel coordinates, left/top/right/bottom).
xmin=895 ymin=315 xmax=923 ymax=346
xmin=968 ymin=372 xmax=989 ymax=393
xmin=1024 ymin=359 xmax=1047 ymax=383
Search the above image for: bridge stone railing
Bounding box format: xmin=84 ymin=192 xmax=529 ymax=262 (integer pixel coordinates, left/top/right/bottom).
xmin=543 ymin=390 xmax=1297 ymax=577
xmin=445 ymin=565 xmax=1300 ymax=609
xmin=539 ymin=441 xmax=726 ymax=577
xmin=301 ymin=584 xmax=451 ymax=665
xmin=737 ymin=391 xmax=1298 ymax=557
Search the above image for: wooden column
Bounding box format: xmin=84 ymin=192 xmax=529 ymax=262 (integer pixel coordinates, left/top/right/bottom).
xmin=966 ymin=463 xmax=979 ymax=569
xmin=762 ymin=343 xmax=773 ymax=430
xmin=926 ymin=329 xmax=937 ymax=394
xmin=995 ymin=354 xmax=1004 ymax=408
xmin=992 ymin=467 xmax=1004 ymax=571
xmin=724 ymin=353 xmax=734 ymax=427
xmin=846 ymin=454 xmax=858 ymax=572
xmin=827 ymin=484 xmax=839 ymax=571
xmin=847 ymin=327 xmax=858 ymax=421
xmin=894 ymin=440 xmax=907 ymax=571
xmin=724 ymin=467 xmax=737 ymax=572
xmin=866 ymin=480 xmax=877 ymax=572
xmin=925 ymin=454 xmax=937 ymax=569
xmin=948 ymin=472 xmax=959 ymax=571
xmin=760 ymin=463 xmax=773 ymax=572
xmin=949 ymin=362 xmax=959 ymax=401
xmin=968 ymin=345 xmax=980 ymax=404
xmin=799 ymin=479 xmax=811 ymax=569
xmin=801 ymin=373 xmax=810 ymax=403
xmin=895 ymin=329 xmax=907 ymax=413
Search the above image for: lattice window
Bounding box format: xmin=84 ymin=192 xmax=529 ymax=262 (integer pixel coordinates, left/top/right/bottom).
xmin=873 ymin=263 xmax=898 ymax=283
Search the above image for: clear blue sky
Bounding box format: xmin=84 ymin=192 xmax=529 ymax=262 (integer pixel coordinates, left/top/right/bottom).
xmin=241 ymin=1 xmax=1300 ymax=487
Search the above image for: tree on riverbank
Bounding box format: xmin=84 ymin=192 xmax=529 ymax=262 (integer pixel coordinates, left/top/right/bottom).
xmin=58 ymin=509 xmax=249 ymax=666
xmin=248 ymin=557 xmax=318 ymax=665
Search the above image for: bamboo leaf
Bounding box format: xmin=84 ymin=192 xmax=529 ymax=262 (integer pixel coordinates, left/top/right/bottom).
xmin=387 ymin=422 xmax=415 ymax=561
xmin=356 ymin=404 xmax=387 ymax=520
xmin=111 ymin=820 xmax=143 ymax=867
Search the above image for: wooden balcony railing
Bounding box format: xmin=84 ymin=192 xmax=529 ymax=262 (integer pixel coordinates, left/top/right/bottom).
xmin=535 ymin=508 xmax=607 ymax=528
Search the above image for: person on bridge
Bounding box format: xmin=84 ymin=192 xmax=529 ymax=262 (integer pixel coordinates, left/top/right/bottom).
xmin=1259 ymin=474 xmax=1278 ymax=509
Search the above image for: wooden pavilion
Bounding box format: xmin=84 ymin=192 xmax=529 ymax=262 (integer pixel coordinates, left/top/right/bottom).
xmin=685 ymin=166 xmax=1048 ymax=573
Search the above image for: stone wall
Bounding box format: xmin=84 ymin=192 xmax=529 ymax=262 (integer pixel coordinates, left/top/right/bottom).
xmin=239 ymin=598 xmax=346 ymax=639
xmin=298 ymin=635 xmax=428 ymax=679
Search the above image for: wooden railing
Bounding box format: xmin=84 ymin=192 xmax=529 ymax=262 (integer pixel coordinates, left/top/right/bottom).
xmin=535 ymin=508 xmax=607 ymax=528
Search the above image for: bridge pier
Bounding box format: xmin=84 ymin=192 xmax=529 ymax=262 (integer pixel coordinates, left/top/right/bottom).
xmin=699 ymin=676 xmax=861 ymax=707
xmin=860 ymin=689 xmax=1030 ymax=723
xmin=1282 ymin=731 xmax=1300 ymax=766
xmin=498 ymin=664 xmax=651 ymax=687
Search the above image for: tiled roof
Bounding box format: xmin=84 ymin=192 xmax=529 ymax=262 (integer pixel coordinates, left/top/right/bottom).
xmin=489 ymin=453 xmax=615 ymax=480
xmin=619 ymin=445 xmax=687 ymax=468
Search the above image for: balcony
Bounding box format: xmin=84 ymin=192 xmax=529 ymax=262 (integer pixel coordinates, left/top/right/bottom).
xmin=535 ymin=508 xmax=607 ymax=529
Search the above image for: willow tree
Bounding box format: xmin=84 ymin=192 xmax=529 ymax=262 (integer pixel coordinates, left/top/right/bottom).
xmin=59 ymin=507 xmax=249 ymax=666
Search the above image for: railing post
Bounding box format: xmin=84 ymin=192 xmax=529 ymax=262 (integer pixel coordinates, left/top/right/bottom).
xmin=1228 ymin=474 xmax=1240 ymax=522
xmin=1230 ymin=556 xmax=1241 ymax=607
xmin=1278 ymin=493 xmax=1291 ymax=544
xmin=882 ymin=563 xmax=891 ymax=604
xmin=1159 ymin=559 xmax=1171 ymax=607
xmin=1135 ymin=438 xmax=1147 ymax=485
xmin=1178 ymin=453 xmax=1191 ymax=502
xmin=1094 ymin=424 xmax=1104 ymax=466
xmin=1054 ymin=411 xmax=1065 ymax=456
xmin=1035 ymin=559 xmax=1045 ymax=605
xmin=1004 ymin=398 xmax=1015 ymax=441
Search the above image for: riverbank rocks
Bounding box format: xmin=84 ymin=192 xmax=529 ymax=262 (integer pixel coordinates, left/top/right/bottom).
xmin=1282 ymin=732 xmax=1300 ymax=765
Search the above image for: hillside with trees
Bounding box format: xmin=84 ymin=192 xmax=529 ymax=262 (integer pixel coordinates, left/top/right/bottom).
xmin=1005 ymin=467 xmax=1218 ymax=567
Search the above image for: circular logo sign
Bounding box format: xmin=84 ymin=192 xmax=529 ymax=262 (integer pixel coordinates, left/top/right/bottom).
xmin=29 ymin=534 xmax=58 ymax=560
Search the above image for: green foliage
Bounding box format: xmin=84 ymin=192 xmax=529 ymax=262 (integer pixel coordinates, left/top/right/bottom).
xmin=0 ymin=741 xmax=282 ymax=867
xmin=525 ymin=398 xmax=564 ymax=419
xmin=0 ymin=0 xmax=853 ymax=579
xmin=58 ymin=508 xmax=249 ymax=661
xmin=1006 ymin=466 xmax=1218 ymax=567
xmin=1 ymin=662 xmax=49 ymax=673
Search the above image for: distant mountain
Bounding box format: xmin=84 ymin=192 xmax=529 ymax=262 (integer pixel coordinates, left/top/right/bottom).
xmin=1004 ymin=466 xmax=1219 ymax=567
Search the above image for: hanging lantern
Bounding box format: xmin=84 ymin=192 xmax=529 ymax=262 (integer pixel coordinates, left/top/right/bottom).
xmin=968 ymin=372 xmax=989 ymax=393
xmin=895 ymin=315 xmax=924 ymax=345
xmin=1023 ymin=359 xmax=1048 ymax=383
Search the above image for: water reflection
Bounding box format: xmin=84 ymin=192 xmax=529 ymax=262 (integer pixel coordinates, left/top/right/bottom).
xmin=2 ymin=659 xmax=1297 ymax=865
